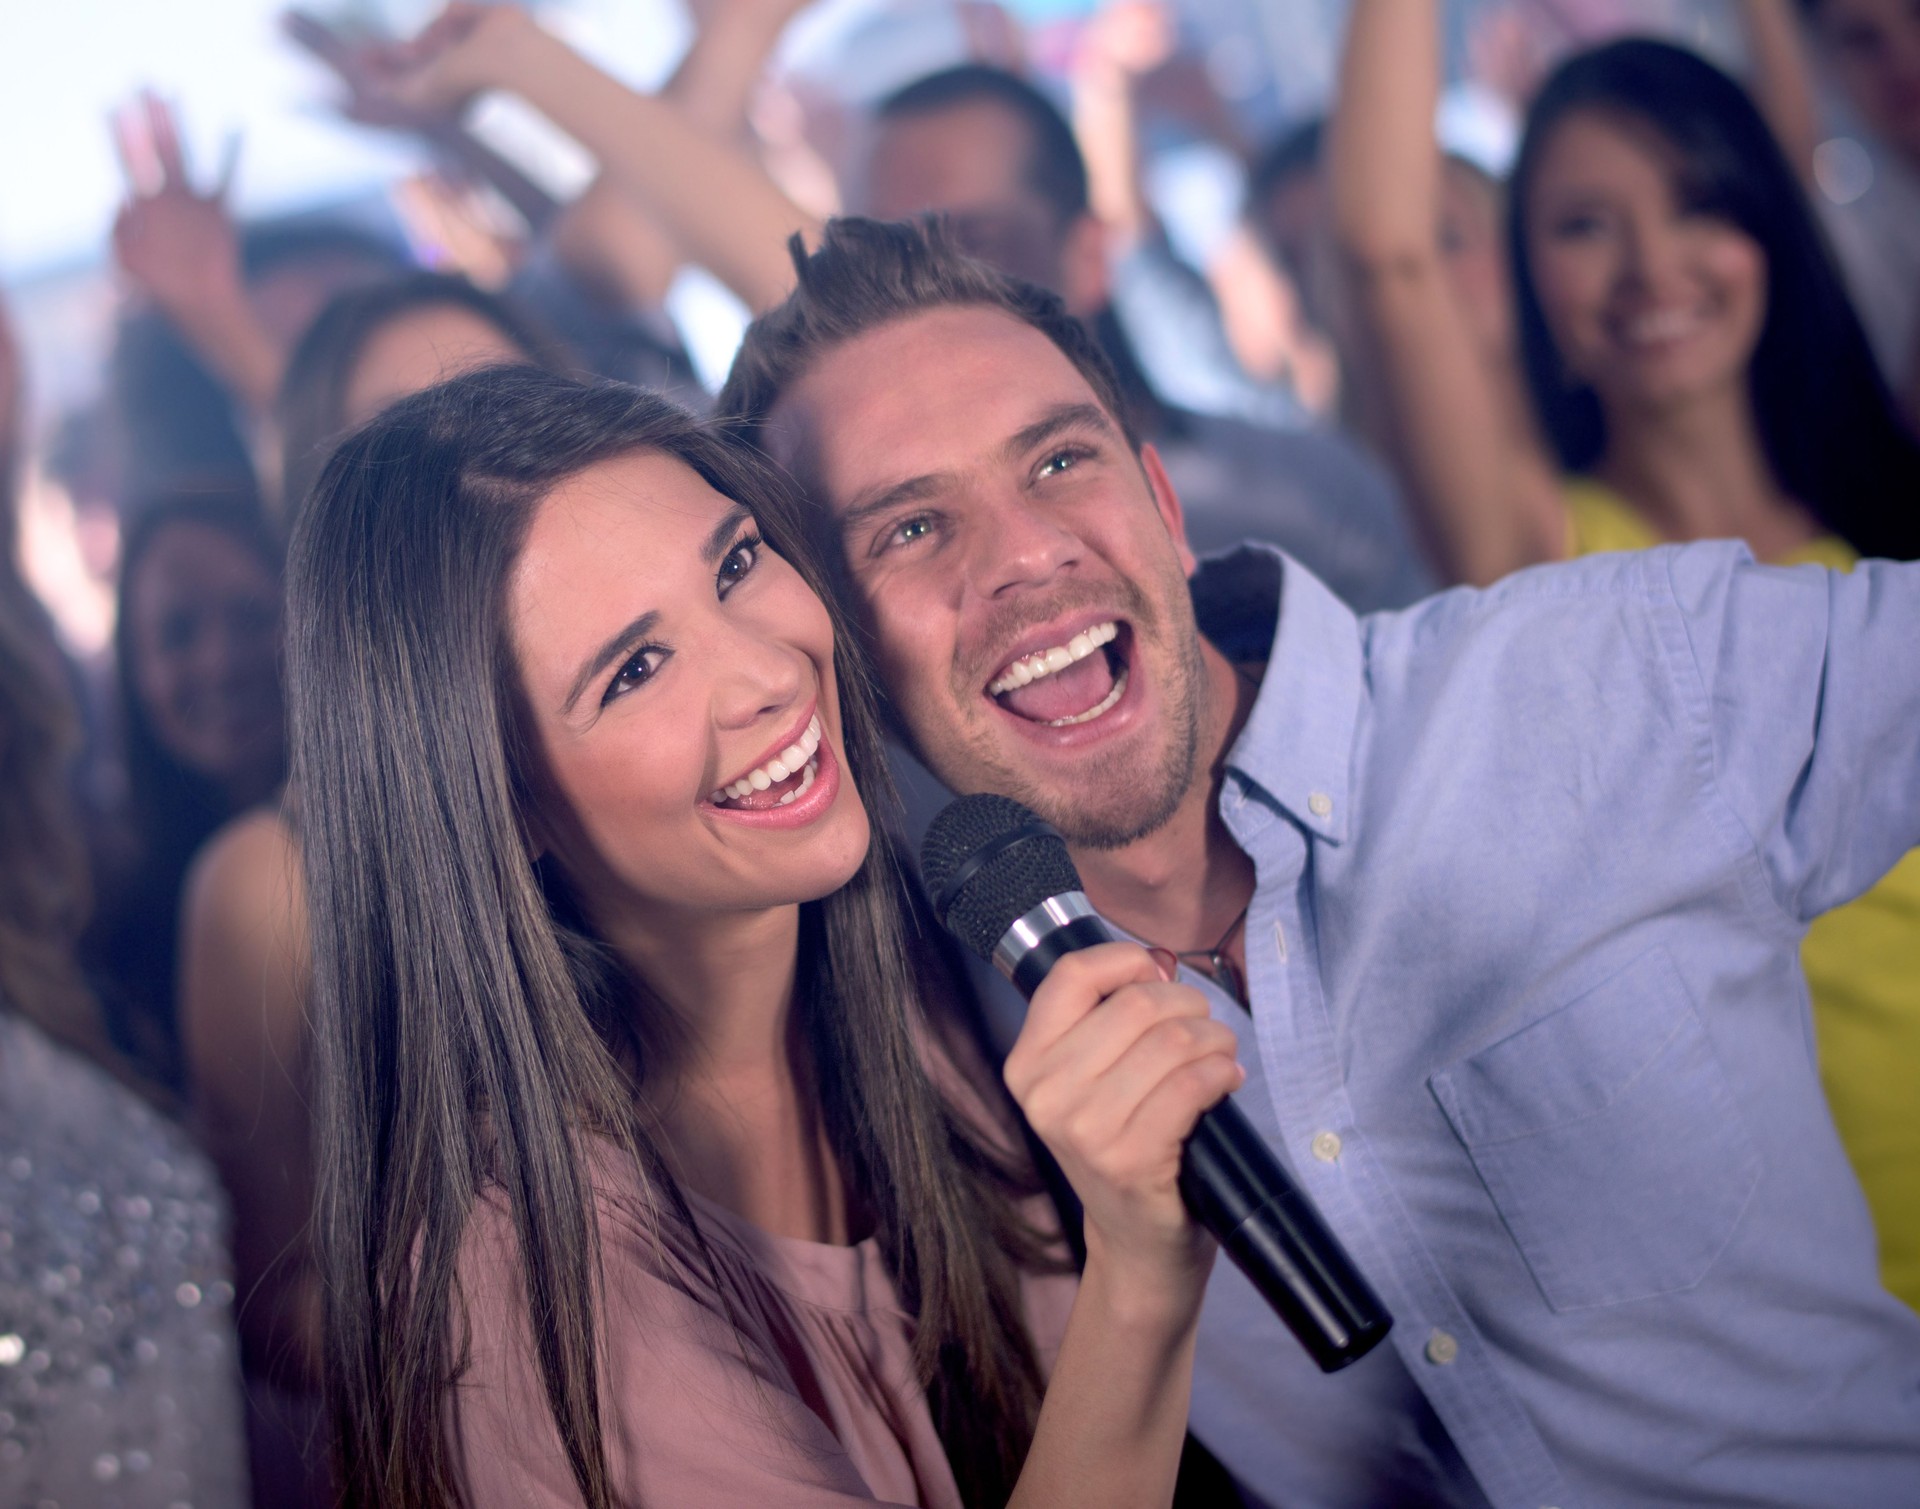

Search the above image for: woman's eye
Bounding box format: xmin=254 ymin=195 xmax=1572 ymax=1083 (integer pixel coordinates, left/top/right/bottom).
xmin=1551 ymin=212 xmax=1606 ymax=240
xmin=602 ymin=646 xmax=667 ymax=705
xmin=717 ymin=532 xmax=762 ymax=595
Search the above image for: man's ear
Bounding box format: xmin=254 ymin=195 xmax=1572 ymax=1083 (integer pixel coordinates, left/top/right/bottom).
xmin=1059 ymin=212 xmax=1111 ymax=319
xmin=1139 ymin=442 xmax=1197 ymax=576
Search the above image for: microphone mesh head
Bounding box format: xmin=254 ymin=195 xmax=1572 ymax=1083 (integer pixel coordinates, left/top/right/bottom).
xmin=920 ymin=794 xmax=1084 ymax=962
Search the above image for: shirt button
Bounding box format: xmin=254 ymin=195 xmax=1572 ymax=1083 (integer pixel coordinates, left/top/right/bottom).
xmin=1308 ymin=791 xmax=1333 ymax=818
xmin=1425 ymin=1329 xmax=1459 ymax=1366
xmin=1311 ymin=1131 xmax=1343 ymax=1163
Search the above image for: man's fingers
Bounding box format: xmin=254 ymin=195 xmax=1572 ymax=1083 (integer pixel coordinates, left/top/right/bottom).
xmin=146 ymin=92 xmax=189 ymax=187
xmin=212 ymin=133 xmax=242 ymax=203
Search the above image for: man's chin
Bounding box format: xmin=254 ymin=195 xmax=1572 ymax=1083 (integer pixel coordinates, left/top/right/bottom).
xmin=946 ymin=730 xmax=1193 ymax=853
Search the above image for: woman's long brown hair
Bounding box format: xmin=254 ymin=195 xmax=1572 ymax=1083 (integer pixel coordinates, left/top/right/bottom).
xmin=287 ymin=366 xmax=1054 ymax=1508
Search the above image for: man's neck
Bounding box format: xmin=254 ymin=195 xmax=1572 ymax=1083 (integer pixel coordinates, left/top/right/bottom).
xmin=1069 ymin=637 xmax=1259 ymax=958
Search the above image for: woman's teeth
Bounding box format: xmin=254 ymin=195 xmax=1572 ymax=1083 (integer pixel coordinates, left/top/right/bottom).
xmin=710 ymin=715 xmax=823 ymax=807
xmin=987 ymin=621 xmax=1118 ymax=696
xmin=1621 ymin=307 xmax=1703 ymax=345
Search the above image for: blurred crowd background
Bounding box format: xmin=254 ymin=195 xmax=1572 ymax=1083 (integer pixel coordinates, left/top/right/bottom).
xmin=2 ymin=1 xmax=1917 ymax=1504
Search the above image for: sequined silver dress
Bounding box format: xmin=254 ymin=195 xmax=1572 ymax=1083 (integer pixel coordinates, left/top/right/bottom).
xmin=0 ymin=1013 xmax=247 ymax=1508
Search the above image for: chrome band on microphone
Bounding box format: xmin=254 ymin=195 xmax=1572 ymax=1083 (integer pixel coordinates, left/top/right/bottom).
xmin=993 ymin=891 xmax=1098 ymax=978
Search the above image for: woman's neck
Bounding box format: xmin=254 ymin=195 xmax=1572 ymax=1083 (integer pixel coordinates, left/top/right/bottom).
xmin=1595 ymin=385 xmax=1819 ymax=559
xmin=612 ymin=902 xmax=851 ymax=1245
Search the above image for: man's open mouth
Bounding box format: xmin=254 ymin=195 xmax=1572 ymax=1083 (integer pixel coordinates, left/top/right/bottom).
xmin=986 ymin=620 xmax=1129 ymax=727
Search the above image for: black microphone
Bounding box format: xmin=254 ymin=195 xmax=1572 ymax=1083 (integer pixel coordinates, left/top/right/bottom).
xmin=921 ymin=793 xmax=1392 ymax=1373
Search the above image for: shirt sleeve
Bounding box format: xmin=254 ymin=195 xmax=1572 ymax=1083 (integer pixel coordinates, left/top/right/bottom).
xmin=447 ymin=1190 xmax=909 ymax=1509
xmin=1665 ymin=544 xmax=1920 ymax=924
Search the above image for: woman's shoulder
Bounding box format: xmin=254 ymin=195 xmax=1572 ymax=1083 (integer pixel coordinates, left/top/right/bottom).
xmin=184 ymin=804 xmax=302 ymax=924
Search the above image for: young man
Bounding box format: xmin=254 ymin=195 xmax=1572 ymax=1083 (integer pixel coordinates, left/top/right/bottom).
xmin=719 ymin=218 xmax=1920 ymax=1509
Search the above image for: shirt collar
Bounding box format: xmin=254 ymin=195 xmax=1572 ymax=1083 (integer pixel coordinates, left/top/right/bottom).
xmin=1192 ymin=545 xmax=1364 ymax=846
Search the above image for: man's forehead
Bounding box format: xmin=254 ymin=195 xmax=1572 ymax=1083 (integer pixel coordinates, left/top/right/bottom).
xmin=766 ymin=306 xmax=1110 ymax=513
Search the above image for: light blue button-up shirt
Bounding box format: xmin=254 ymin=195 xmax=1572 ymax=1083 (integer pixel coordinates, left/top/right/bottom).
xmin=1169 ymin=543 xmax=1920 ymax=1509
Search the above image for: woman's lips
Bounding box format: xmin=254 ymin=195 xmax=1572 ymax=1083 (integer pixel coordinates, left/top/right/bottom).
xmin=701 ymin=732 xmax=842 ymax=829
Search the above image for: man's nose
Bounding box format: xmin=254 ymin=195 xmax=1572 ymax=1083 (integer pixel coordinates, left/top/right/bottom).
xmin=969 ymin=489 xmax=1083 ymax=600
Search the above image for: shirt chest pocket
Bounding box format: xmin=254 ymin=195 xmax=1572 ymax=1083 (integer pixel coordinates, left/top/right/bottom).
xmin=1427 ymin=947 xmax=1762 ymax=1312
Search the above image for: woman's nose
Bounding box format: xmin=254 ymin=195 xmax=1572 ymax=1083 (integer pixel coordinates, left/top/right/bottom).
xmin=710 ymin=622 xmax=807 ymax=732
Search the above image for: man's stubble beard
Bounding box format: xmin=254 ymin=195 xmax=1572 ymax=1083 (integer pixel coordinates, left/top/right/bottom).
xmin=909 ymin=563 xmax=1212 ymax=851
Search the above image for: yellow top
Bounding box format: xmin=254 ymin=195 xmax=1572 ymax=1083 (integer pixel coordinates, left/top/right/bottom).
xmin=1564 ymin=479 xmax=1920 ymax=1310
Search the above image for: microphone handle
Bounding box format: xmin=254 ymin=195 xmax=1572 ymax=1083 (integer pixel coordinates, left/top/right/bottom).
xmin=1182 ymin=1099 xmax=1392 ymax=1372
xmin=1007 ymin=911 xmax=1392 ymax=1373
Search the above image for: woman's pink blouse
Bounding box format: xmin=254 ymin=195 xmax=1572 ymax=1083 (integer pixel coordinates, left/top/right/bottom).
xmin=449 ymin=1156 xmax=1077 ymax=1507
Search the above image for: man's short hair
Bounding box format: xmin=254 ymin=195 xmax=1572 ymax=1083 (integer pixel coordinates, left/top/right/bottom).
xmin=716 ymin=216 xmax=1140 ymax=454
xmin=876 ymin=65 xmax=1090 ymax=227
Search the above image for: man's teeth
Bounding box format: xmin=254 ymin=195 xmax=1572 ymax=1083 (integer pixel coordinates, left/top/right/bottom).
xmin=710 ymin=715 xmax=822 ymax=806
xmin=1046 ymin=666 xmax=1128 ymax=726
xmin=987 ymin=621 xmax=1118 ymax=696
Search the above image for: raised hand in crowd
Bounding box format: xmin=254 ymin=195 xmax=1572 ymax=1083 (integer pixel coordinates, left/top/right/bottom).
xmin=282 ymin=8 xmax=561 ymax=238
xmin=1328 ymin=0 xmax=1565 ymax=586
xmin=110 ymin=94 xmax=285 ymax=415
xmin=357 ymin=2 xmax=814 ymax=313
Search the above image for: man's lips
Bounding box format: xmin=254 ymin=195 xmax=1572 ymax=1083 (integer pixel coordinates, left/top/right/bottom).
xmin=984 ymin=619 xmax=1135 ymax=730
xmin=984 ymin=614 xmax=1126 ymax=693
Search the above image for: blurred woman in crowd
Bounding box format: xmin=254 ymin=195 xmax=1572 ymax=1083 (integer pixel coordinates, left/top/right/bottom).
xmin=273 ymin=270 xmax=565 ymax=512
xmin=82 ymin=490 xmax=284 ymax=1094
xmin=1331 ymin=0 xmax=1920 ymax=1308
xmin=177 ymin=271 xmax=562 ymax=1507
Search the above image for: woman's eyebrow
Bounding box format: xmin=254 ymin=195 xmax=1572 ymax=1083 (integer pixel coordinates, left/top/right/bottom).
xmin=559 ymin=506 xmax=752 ymax=715
xmin=701 ymin=503 xmax=753 ymax=566
xmin=563 ymin=610 xmax=660 ymax=715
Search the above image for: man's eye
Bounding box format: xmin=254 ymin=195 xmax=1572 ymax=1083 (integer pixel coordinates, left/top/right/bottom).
xmin=717 ymin=532 xmax=762 ymax=594
xmin=881 ymin=515 xmax=935 ymax=552
xmin=1037 ymin=446 xmax=1091 ymax=480
xmin=603 ymin=646 xmax=667 ymax=705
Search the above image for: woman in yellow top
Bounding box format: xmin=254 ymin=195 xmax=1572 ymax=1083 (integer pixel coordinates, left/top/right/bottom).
xmin=1330 ymin=1 xmax=1920 ymax=1308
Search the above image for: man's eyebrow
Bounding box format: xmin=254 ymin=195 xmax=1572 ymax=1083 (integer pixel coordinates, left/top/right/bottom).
xmin=997 ymin=402 xmax=1120 ymax=465
xmin=835 ymin=403 xmax=1120 ymax=543
xmin=562 ymin=609 xmax=660 ymax=716
xmin=837 ymin=472 xmax=952 ymax=541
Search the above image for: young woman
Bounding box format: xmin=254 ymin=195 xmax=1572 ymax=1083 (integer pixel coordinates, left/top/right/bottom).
xmin=1330 ymin=3 xmax=1920 ymax=1310
xmin=286 ymin=364 xmax=1236 ymax=1508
